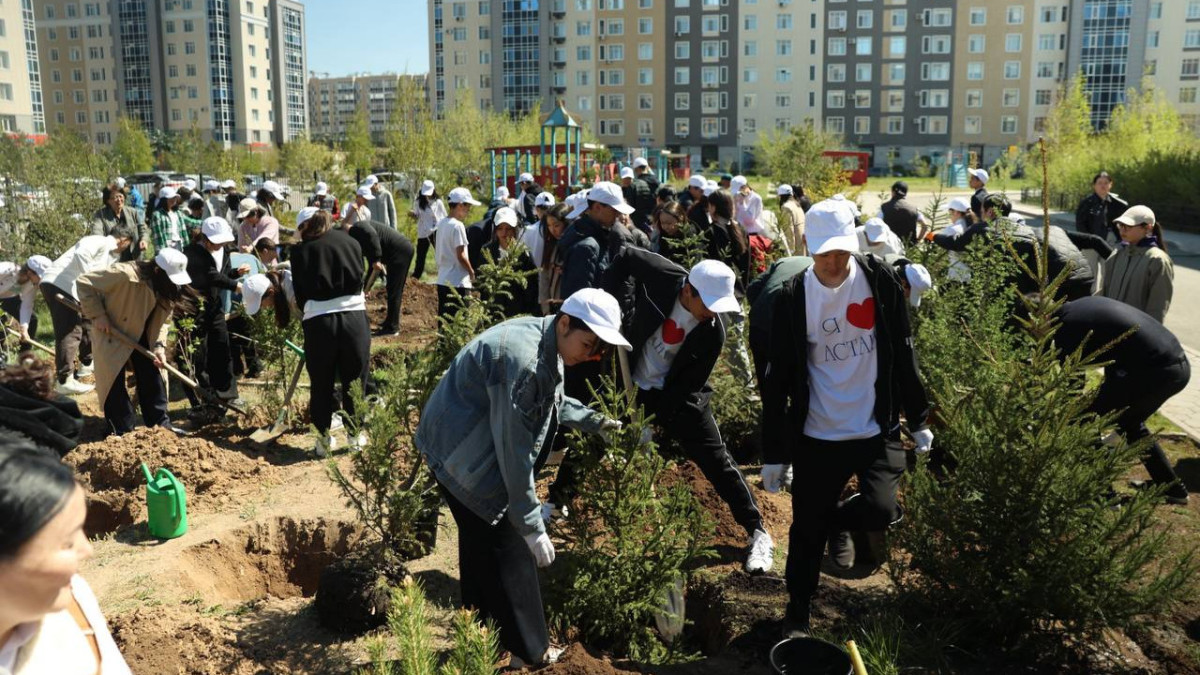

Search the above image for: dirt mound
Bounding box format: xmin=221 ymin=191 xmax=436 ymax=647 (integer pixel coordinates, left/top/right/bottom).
xmin=661 ymin=461 xmax=789 ymax=553
xmin=108 ymin=606 xmax=257 ymax=675
xmin=68 ymin=426 xmax=278 ymax=536
xmin=180 ymin=516 xmax=367 ymax=602
xmin=366 ymin=278 xmax=439 ymax=347
xmin=533 ymin=643 xmax=639 ymax=674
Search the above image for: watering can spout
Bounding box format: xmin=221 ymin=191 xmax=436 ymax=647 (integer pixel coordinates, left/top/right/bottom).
xmin=140 ymin=462 xmax=155 ymax=486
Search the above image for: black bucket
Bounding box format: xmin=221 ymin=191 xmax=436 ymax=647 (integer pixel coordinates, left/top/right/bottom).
xmin=768 ymin=637 xmax=853 ymax=675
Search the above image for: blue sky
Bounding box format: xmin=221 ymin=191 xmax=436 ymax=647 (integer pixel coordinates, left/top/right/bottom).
xmin=304 ymin=0 xmax=430 ymax=77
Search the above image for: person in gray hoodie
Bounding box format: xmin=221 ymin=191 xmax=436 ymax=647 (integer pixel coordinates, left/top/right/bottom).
xmin=364 ymin=175 xmax=398 ymax=229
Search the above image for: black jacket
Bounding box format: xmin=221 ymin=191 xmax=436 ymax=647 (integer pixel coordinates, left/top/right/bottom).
xmin=1053 ymin=296 xmax=1183 ymax=369
xmin=637 ymin=170 xmax=660 ymax=194
xmin=621 ymin=178 xmax=656 ymax=234
xmin=349 ymin=221 xmax=414 ymax=267
xmin=1075 ymin=192 xmax=1129 ymax=241
xmin=602 ymin=247 xmax=727 ymax=425
xmin=482 ymin=241 xmax=539 ymax=317
xmin=520 ymin=184 xmax=544 ymax=224
xmin=880 ymin=197 xmax=921 ymax=243
xmin=933 ymin=220 xmax=1094 ymax=299
xmin=556 ymin=213 xmax=619 ymax=299
xmin=183 ymin=242 xmax=239 ymax=321
xmin=289 ymin=228 xmax=364 ymax=309
xmin=971 ymin=187 xmax=989 ymax=221
xmin=761 ymin=253 xmax=930 ymax=463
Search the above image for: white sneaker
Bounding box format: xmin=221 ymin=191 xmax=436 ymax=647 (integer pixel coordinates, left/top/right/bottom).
xmin=56 ymin=376 xmax=94 ymax=396
xmin=314 ymin=434 xmax=338 ymax=458
xmin=353 ymin=430 xmax=369 ymax=450
xmin=330 ymin=414 xmax=344 ymax=431
xmin=745 ymin=528 xmax=774 ymax=574
xmin=76 ymin=361 xmax=94 ymax=377
xmin=509 ymin=645 xmax=564 ymax=669
xmin=540 ymin=502 xmax=568 ymax=523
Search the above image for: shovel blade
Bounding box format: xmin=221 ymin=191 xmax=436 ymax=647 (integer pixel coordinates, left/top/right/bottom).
xmin=249 ymin=421 xmax=288 ymax=444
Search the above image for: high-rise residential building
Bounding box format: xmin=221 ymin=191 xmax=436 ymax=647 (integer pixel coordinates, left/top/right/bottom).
xmin=0 ymin=0 xmax=47 ymax=136
xmin=33 ymin=0 xmax=307 ymax=148
xmin=308 ymin=72 xmax=428 ymax=143
xmin=431 ymin=0 xmax=1200 ymax=170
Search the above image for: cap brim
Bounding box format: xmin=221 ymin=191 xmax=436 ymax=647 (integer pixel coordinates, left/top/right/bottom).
xmin=909 ymin=289 xmax=926 ymax=308
xmin=584 ymin=322 xmax=632 ymax=350
xmin=811 ymin=233 xmax=860 ymax=255
xmin=361 ymin=193 xmax=376 ymax=200
xmin=452 ymin=197 xmax=481 ymax=207
xmin=244 ymin=294 xmax=263 ymax=316
xmin=700 ymin=291 xmax=742 ymax=315
xmin=420 ymin=188 xmax=434 ymax=196
xmin=613 ymin=203 xmax=636 ymax=215
xmin=866 ymin=231 xmax=886 ymax=244
xmin=567 ymin=203 xmax=588 ymax=219
xmin=167 ymin=270 xmax=192 ymax=285
xmin=1114 ymin=216 xmax=1136 ymax=226
xmin=207 ymin=232 xmax=235 ymax=244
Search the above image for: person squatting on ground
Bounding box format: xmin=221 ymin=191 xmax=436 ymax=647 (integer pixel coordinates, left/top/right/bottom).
xmin=415 ymin=288 xmax=630 ymax=669
xmin=76 ymin=249 xmax=193 ymax=436
xmin=1099 ymin=205 xmax=1174 ymax=323
xmin=0 ymin=435 xmax=134 ymax=674
xmin=40 ymin=230 xmax=135 ymax=396
xmin=338 ymin=205 xmax=416 ymax=336
xmin=1052 ymin=296 xmax=1190 ymax=505
xmin=761 ymin=197 xmax=933 ymax=638
xmin=410 ymin=180 xmax=447 ymax=280
xmin=0 ymin=256 xmax=51 ymax=353
xmin=434 ymin=188 xmax=480 ymax=322
xmin=287 ymin=209 xmax=372 ymax=457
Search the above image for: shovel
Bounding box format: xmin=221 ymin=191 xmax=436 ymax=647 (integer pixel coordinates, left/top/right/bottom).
xmin=3 ymin=324 xmax=55 ymax=357
xmin=53 ymin=293 xmax=249 ymax=418
xmin=249 ymin=339 xmax=306 ymax=444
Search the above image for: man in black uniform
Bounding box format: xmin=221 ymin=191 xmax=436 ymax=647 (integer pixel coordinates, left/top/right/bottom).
xmin=879 ymin=181 xmax=921 ymax=244
xmin=340 ymin=206 xmax=416 ymax=336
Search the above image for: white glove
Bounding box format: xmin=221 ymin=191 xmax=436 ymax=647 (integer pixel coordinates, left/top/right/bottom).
xmin=912 ymin=428 xmax=934 ymax=454
xmin=639 ymin=426 xmax=654 ymax=447
xmin=524 ymin=531 xmax=556 ymax=568
xmin=762 ymin=464 xmax=788 ymax=493
xmin=599 ymin=418 xmax=622 ymax=443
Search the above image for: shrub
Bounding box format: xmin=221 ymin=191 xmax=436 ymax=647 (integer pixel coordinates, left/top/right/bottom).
xmin=548 ymin=377 xmax=714 ymax=663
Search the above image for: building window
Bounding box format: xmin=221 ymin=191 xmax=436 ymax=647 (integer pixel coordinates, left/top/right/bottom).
xmin=1001 ymin=116 xmax=1019 ymax=134
xmin=967 ymin=35 xmax=985 ymax=53
xmin=599 ymin=120 xmax=624 ymax=136
xmin=675 ymin=42 xmax=690 ymax=59
xmin=888 ymin=36 xmax=906 ymax=56
xmin=826 ymin=90 xmax=845 ymax=108
xmin=854 ymin=91 xmax=871 ymax=108
xmin=965 ymin=116 xmax=981 ymax=134
xmin=777 ymin=14 xmax=793 ymax=29
xmin=0 ymin=84 xmax=11 ymax=101
xmin=886 ymin=117 xmax=903 ymax=134
xmin=1181 ymin=87 xmax=1198 ymax=104
xmin=1006 ymin=34 xmax=1023 ymax=52
xmin=674 ymin=67 xmax=689 ymax=85
xmin=638 ymin=68 xmax=652 ymax=85
xmin=169 ymin=65 xmax=179 ymax=78
xmin=775 ymin=67 xmax=792 ymax=83
xmin=827 ymin=64 xmax=845 ymax=82
xmin=743 ymin=15 xmax=757 ymax=30
xmin=674 ymin=93 xmax=689 ymax=109
xmin=856 ymin=10 xmax=872 ymax=29
xmin=743 ymin=41 xmax=757 ymax=57
xmin=1186 ymin=30 xmax=1200 ymax=49
xmin=1036 ymin=61 xmax=1054 ymax=77
xmin=743 ymin=67 xmax=757 ymax=83
xmin=855 ymin=37 xmax=871 ymax=55
xmin=853 ymin=63 xmax=871 ymax=82
xmin=637 ymin=119 xmax=653 ymax=135
xmin=1003 ymin=89 xmax=1020 ymax=107
xmin=922 ymin=35 xmax=951 ymax=54
xmin=886 ymin=90 xmax=904 ymax=111
xmin=639 ymin=17 xmax=652 ymax=33
xmin=825 ymin=117 xmax=845 ymax=133
xmin=922 ymin=62 xmax=950 ymax=81
xmin=967 ymin=62 xmax=984 ymax=80
xmin=853 ymin=117 xmax=870 ymax=134
xmin=888 ymin=63 xmax=905 ymax=83
xmin=828 ymin=10 xmax=846 ymax=29
xmin=1189 ymin=2 xmax=1200 ymax=20
xmin=1182 ymin=59 xmax=1200 ymax=78
xmin=775 ymin=94 xmax=791 ymax=108
xmin=1037 ymin=33 xmax=1056 ymax=50
xmin=1035 ymin=89 xmax=1052 ymax=105
xmin=828 ymin=38 xmax=846 ymax=55
xmin=965 ymin=89 xmax=983 ymax=107
xmin=674 ymin=16 xmax=689 ymax=33
xmin=969 ymin=7 xmax=986 ymax=25
xmin=1004 ymin=61 xmax=1020 ymax=79
xmin=891 ymin=11 xmax=906 ymax=28
xmin=674 ymin=118 xmax=689 ymax=136
xmin=1007 ymin=6 xmax=1024 ymax=24
xmin=923 ymin=8 xmax=951 ymax=27
xmin=743 ymin=118 xmax=757 ymax=133
xmin=776 ymin=39 xmax=792 ymax=56
xmin=638 ymin=93 xmax=653 ymax=109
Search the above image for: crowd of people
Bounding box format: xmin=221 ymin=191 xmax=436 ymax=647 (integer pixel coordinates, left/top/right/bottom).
xmin=0 ymin=162 xmax=1189 ymax=671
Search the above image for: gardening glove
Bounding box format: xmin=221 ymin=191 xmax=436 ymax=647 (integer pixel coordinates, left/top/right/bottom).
xmin=524 ymin=531 xmax=556 ymax=568
xmin=762 ymin=464 xmax=788 ymax=493
xmin=599 ymin=417 xmax=622 ymax=443
xmin=912 ymin=428 xmax=934 ymax=454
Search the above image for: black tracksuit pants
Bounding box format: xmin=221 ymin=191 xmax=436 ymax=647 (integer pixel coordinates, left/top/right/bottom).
xmin=380 ymin=244 xmax=415 ymax=333
xmin=436 ymin=285 xmax=468 ymax=324
xmin=302 ymin=309 xmax=371 ymax=434
xmin=785 ymin=434 xmax=905 ymax=626
xmin=103 ymin=331 xmax=169 ymax=435
xmin=638 ymin=386 xmax=764 ymax=537
xmin=413 ymin=232 xmax=435 ymax=279
xmin=0 ymin=296 xmax=38 ymax=352
xmin=438 ymin=483 xmax=549 ymax=665
xmin=40 ymin=283 xmax=91 ymax=383
xmin=193 ymin=309 xmax=234 ymax=397
xmin=1090 ymin=357 xmax=1190 ymax=489
xmin=227 ymin=313 xmax=261 ymax=376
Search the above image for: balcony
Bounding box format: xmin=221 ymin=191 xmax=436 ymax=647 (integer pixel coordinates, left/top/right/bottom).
xmin=551 ymin=0 xmax=566 ymax=17
xmin=551 ymin=84 xmax=567 ymax=94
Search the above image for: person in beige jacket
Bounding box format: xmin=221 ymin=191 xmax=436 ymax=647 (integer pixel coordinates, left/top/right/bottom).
xmin=778 ymin=184 xmax=807 ymax=256
xmin=75 ymin=249 xmax=194 ymax=436
xmin=1099 ymin=205 xmax=1174 ymax=323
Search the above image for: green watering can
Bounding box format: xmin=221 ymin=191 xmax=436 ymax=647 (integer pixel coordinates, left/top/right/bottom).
xmin=141 ymin=463 xmax=188 ymax=539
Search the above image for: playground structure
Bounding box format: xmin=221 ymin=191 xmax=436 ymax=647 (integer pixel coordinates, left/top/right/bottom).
xmin=486 ymin=101 xmax=689 ymax=199
xmin=822 ymin=150 xmax=871 ymax=186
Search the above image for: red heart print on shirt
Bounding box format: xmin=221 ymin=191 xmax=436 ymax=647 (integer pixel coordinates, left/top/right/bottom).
xmin=662 ymin=319 xmax=686 ymax=345
xmin=846 ymin=298 xmax=876 ymax=330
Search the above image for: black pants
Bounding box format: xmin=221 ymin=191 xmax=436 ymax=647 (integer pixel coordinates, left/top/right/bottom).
xmin=546 ymin=358 xmax=607 ymax=506
xmin=785 ymin=434 xmax=904 ymax=625
xmin=103 ymin=332 xmax=169 ymax=435
xmin=226 ymin=313 xmax=261 ymax=376
xmin=438 ymin=483 xmax=548 ymax=664
xmin=748 ymin=328 xmax=768 ymax=398
xmin=413 ymin=232 xmax=435 ymax=279
xmin=381 ymin=245 xmax=415 ymax=332
xmin=40 ymin=283 xmax=91 ymax=383
xmin=193 ymin=310 xmax=234 ymax=396
xmin=1090 ymin=358 xmax=1191 ymax=488
xmin=0 ymin=296 xmax=38 ymax=351
xmin=437 ymin=285 xmax=468 ymax=324
xmin=302 ymin=310 xmax=371 ymax=434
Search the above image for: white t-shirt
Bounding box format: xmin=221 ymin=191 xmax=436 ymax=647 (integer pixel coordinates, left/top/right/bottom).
xmin=0 ymin=262 xmax=36 ymax=329
xmin=416 ymin=199 xmax=447 ymax=239
xmin=633 ymin=299 xmax=700 ymax=391
xmin=803 ymin=262 xmax=880 ymax=441
xmin=435 ymin=216 xmax=472 ymax=288
xmin=522 ymin=222 xmax=545 ymax=264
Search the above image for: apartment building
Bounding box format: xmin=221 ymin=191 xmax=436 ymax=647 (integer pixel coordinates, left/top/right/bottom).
xmin=0 ymin=0 xmax=46 ymax=136
xmin=308 ymin=73 xmax=428 ymax=143
xmin=33 ymin=0 xmax=307 ymax=148
xmin=1144 ymin=0 xmax=1200 ymax=130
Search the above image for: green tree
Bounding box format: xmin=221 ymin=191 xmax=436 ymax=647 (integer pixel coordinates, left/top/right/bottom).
xmin=753 ymin=124 xmax=849 ymax=200
xmin=342 ymin=107 xmax=376 ymax=178
xmin=108 ymin=117 xmax=155 ymax=173
xmin=1043 ymin=72 xmax=1093 ymax=152
xmin=280 ymin=134 xmax=335 ymax=190
xmin=383 ymin=75 xmax=437 ymax=195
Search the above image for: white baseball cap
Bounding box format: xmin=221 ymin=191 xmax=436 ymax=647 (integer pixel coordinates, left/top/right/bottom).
xmin=493 ymin=206 xmax=519 ymax=228
xmin=586 ymin=182 xmax=636 ymax=215
xmin=220 ymin=179 xmax=237 ymax=189
xmin=731 ymin=175 xmax=748 ymax=192
xmin=203 ymin=179 xmax=220 ymax=192
xmin=419 ymin=180 xmax=435 ymax=196
xmin=261 ymin=180 xmax=285 ymax=200
xmin=534 ymin=192 xmax=556 ymax=208
xmin=566 ymin=190 xmax=590 ymax=219
xmin=114 ymin=177 xmax=127 ymax=188
xmin=236 ymin=197 xmax=260 ymax=219
xmin=295 ymin=206 xmax=320 ymax=229
xmin=201 ymin=216 xmax=235 ymax=244
xmin=363 ymin=175 xmax=379 ymax=187
xmin=943 ymin=196 xmax=971 ymax=213
xmin=1114 ymin=205 xmax=1155 ymax=227
xmin=494 ymin=186 xmax=510 ymax=201
xmin=777 ymin=184 xmax=793 ymax=197
xmin=356 ymin=185 xmax=376 ymax=200
xmin=805 ymin=198 xmax=860 ymax=255
xmin=560 ymin=288 xmax=632 ymax=350
xmin=702 ymin=180 xmax=718 ymax=197
xmin=632 ymin=157 xmax=649 ymax=169
xmin=183 ymin=179 xmax=197 ymax=191
xmin=158 ymin=186 xmax=178 ymax=201
xmin=155 ymin=248 xmax=191 ymax=285
xmin=864 ymin=218 xmax=892 ymax=244
xmin=241 ymin=274 xmax=272 ymax=316
xmin=24 ymin=255 xmax=51 ymax=279
xmin=448 ymin=187 xmax=481 ymax=206
xmin=830 ymin=193 xmax=861 ymax=217
xmin=315 ymin=181 xmax=328 ymax=196
xmin=688 ymin=175 xmax=707 ymax=189
xmin=619 ymin=167 xmax=634 ymax=180
xmin=968 ymin=168 xmax=989 ymax=184
xmin=518 ymin=172 xmax=534 ymax=184
xmin=905 ymin=263 xmax=933 ymax=308
xmin=688 ymin=260 xmax=742 ymax=314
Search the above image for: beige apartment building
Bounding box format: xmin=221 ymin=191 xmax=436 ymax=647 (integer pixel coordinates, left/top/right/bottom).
xmin=33 ymin=0 xmax=307 ymax=148
xmin=308 ymin=72 xmax=428 ymax=143
xmin=0 ymin=0 xmax=45 ymax=136
xmin=1145 ymin=0 xmax=1200 ymax=131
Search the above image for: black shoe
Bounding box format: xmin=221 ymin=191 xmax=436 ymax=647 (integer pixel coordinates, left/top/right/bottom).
xmin=373 ymin=327 xmax=401 ymax=337
xmin=827 ymin=530 xmax=855 ymax=570
xmin=159 ymin=422 xmax=192 ymax=436
xmin=1130 ymin=479 xmax=1190 ymax=505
